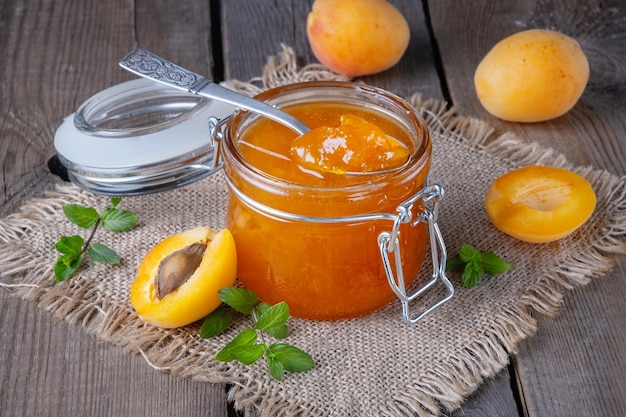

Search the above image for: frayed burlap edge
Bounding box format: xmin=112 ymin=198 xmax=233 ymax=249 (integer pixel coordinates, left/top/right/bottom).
xmin=1 ymin=45 xmax=625 ymax=417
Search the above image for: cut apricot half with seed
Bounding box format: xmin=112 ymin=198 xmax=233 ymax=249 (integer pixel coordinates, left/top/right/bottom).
xmin=485 ymin=166 xmax=596 ymax=243
xmin=130 ymin=227 xmax=237 ymax=328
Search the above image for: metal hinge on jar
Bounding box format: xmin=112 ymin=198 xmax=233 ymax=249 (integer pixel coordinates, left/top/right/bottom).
xmin=378 ymin=184 xmax=454 ymax=323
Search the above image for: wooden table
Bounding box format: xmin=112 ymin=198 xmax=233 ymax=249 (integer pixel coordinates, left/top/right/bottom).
xmin=1 ymin=1 xmax=624 ymax=416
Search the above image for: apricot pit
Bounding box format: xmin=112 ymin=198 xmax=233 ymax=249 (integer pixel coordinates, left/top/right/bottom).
xmin=485 ymin=166 xmax=596 ymax=243
xmin=130 ymin=227 xmax=237 ymax=328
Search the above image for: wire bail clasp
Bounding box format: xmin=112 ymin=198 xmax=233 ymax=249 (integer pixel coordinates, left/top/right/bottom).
xmin=208 ymin=115 xmax=230 ymax=172
xmin=378 ymin=184 xmax=454 ymax=323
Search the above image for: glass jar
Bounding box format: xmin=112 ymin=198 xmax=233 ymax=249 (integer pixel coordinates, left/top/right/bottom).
xmin=214 ymin=81 xmax=452 ymax=321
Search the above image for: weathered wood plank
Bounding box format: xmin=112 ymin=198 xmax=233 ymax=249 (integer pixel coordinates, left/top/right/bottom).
xmin=516 ymin=261 xmax=626 ymax=417
xmin=429 ymin=0 xmax=626 ymax=416
xmin=221 ymin=0 xmax=443 ymax=100
xmin=429 ymin=0 xmax=626 ymax=175
xmin=0 ymin=0 xmax=229 ymax=416
xmin=0 ymin=294 xmax=229 ymax=417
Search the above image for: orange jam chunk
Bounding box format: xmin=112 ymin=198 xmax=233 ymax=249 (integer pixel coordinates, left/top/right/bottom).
xmin=290 ymin=114 xmax=410 ymax=175
xmin=485 ymin=166 xmax=596 ymax=243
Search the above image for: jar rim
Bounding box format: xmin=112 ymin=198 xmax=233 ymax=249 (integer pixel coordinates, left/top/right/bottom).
xmin=221 ymin=81 xmax=432 ymax=193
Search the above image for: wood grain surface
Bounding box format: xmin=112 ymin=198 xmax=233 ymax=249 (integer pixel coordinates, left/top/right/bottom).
xmin=429 ymin=2 xmax=626 ymax=416
xmin=1 ymin=1 xmax=624 ymax=416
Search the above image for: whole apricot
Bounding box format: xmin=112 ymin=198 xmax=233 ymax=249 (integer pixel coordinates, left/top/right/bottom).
xmin=474 ymin=29 xmax=589 ymax=122
xmin=130 ymin=227 xmax=237 ymax=328
xmin=306 ymin=0 xmax=410 ymax=76
xmin=485 ymin=166 xmax=596 ymax=243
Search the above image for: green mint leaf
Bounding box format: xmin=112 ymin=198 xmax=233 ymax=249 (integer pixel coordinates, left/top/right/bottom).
xmin=263 ymin=323 xmax=289 ymax=339
xmin=445 ymin=254 xmax=466 ymax=273
xmin=447 ymin=245 xmax=513 ymax=289
xmin=267 ymin=343 xmax=315 ymax=373
xmin=480 ymin=251 xmax=513 ymax=275
xmin=267 ymin=354 xmax=285 ymax=381
xmin=205 ymin=288 xmax=316 ymax=379
xmin=462 ymin=261 xmax=483 ymax=288
xmin=256 ymin=301 xmax=289 ymax=338
xmin=110 ymin=197 xmax=122 ymax=208
xmin=200 ymin=306 xmax=232 ymax=338
xmin=63 ymin=204 xmax=99 ymax=229
xmin=87 ymin=243 xmax=120 ymax=265
xmin=229 ymin=344 xmax=266 ymax=365
xmin=54 ymin=254 xmax=82 ymax=281
xmin=459 ymin=244 xmax=481 ymax=263
xmin=215 ymin=328 xmax=258 ymax=362
xmin=256 ymin=301 xmax=289 ymax=331
xmin=55 ymin=235 xmax=84 ymax=256
xmin=101 ymin=208 xmax=138 ymax=232
xmin=256 ymin=302 xmax=272 ymax=317
xmin=218 ymin=287 xmax=258 ymax=314
xmin=54 ymin=198 xmax=138 ymax=283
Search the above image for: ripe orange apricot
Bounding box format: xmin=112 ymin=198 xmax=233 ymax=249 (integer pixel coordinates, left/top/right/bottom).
xmin=306 ymin=0 xmax=410 ymax=76
xmin=130 ymin=227 xmax=237 ymax=328
xmin=485 ymin=166 xmax=596 ymax=243
xmin=474 ymin=29 xmax=589 ymax=122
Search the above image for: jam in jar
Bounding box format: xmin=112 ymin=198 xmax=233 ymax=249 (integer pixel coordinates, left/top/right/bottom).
xmin=218 ymin=81 xmax=437 ymax=320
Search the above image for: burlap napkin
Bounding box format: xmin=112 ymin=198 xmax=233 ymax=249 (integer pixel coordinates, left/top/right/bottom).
xmin=1 ymin=47 xmax=625 ymax=417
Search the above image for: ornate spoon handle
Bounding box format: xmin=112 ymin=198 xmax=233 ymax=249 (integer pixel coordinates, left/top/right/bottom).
xmin=119 ymin=48 xmax=310 ymax=135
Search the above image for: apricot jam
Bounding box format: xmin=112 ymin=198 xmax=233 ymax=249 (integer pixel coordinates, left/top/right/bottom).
xmin=289 ymin=113 xmax=410 ymax=176
xmin=219 ymin=82 xmax=432 ymax=320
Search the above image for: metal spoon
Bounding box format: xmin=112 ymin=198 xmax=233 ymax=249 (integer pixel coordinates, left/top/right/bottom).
xmin=119 ymin=48 xmax=310 ymax=135
xmin=119 ymin=48 xmax=409 ymax=177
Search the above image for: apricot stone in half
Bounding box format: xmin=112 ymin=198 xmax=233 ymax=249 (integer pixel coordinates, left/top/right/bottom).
xmin=485 ymin=166 xmax=596 ymax=243
xmin=130 ymin=227 xmax=237 ymax=328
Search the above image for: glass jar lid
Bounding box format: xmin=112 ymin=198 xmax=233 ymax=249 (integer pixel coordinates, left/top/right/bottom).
xmin=54 ymin=78 xmax=235 ymax=195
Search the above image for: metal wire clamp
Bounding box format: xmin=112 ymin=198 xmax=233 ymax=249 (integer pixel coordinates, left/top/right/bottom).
xmin=378 ymin=184 xmax=454 ymax=323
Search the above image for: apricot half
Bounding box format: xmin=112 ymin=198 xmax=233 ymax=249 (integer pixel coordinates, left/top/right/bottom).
xmin=485 ymin=166 xmax=596 ymax=243
xmin=130 ymin=227 xmax=237 ymax=328
xmin=474 ymin=29 xmax=589 ymax=122
xmin=306 ymin=0 xmax=410 ymax=76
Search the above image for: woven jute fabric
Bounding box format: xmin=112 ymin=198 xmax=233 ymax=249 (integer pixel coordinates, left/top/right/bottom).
xmin=1 ymin=47 xmax=625 ymax=417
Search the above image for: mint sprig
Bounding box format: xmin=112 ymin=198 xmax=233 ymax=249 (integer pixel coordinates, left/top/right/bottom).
xmin=54 ymin=197 xmax=138 ymax=281
xmin=446 ymin=244 xmax=513 ymax=288
xmin=200 ymin=287 xmax=315 ymax=381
